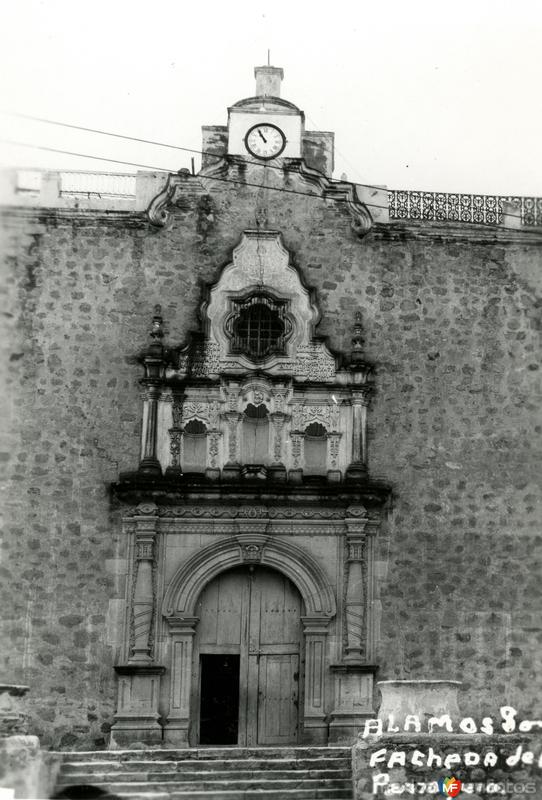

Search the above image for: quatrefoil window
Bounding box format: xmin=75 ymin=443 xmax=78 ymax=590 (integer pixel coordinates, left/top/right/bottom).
xmin=226 ymin=293 xmax=291 ymax=360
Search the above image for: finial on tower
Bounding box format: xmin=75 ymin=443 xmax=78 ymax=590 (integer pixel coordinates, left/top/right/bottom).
xmin=254 ymin=63 xmax=284 ymax=97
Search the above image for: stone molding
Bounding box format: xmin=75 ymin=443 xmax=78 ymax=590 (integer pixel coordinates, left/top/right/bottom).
xmin=123 ymin=504 xmax=366 ymax=520
xmin=161 ymin=534 xmax=337 ymax=618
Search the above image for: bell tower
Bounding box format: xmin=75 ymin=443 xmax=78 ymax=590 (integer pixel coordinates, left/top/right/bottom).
xmin=201 ymin=64 xmax=335 ymax=177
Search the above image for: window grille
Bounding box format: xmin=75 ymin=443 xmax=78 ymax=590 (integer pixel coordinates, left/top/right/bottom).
xmin=229 ymin=294 xmax=287 ymax=359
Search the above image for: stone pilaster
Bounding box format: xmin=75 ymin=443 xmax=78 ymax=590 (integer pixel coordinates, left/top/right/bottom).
xmin=301 ymin=615 xmax=332 ymax=743
xmin=164 ymin=617 xmax=199 ymax=746
xmin=110 ymin=504 xmax=164 ymax=747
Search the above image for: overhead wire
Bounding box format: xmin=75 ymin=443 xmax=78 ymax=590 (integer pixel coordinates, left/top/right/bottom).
xmin=0 ymin=137 xmax=392 ymax=213
xmin=3 ymin=109 xmax=392 ymax=193
xmin=3 ymin=109 xmax=530 ymax=202
xmin=0 ymin=129 xmax=531 ymax=224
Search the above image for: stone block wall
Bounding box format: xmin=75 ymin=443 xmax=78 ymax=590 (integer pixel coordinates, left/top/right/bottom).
xmin=0 ymin=164 xmax=540 ymax=747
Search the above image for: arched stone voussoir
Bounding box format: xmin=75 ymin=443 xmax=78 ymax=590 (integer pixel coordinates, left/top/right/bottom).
xmin=161 ymin=534 xmax=337 ymax=618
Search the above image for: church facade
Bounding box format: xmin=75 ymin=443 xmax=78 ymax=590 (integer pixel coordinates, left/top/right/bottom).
xmin=1 ymin=66 xmax=541 ymax=750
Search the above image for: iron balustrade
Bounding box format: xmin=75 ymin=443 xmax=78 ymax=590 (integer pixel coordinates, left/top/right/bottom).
xmin=388 ymin=190 xmax=541 ymax=226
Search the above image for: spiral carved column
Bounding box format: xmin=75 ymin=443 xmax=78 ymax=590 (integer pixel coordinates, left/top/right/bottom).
xmin=130 ymin=519 xmax=157 ymax=663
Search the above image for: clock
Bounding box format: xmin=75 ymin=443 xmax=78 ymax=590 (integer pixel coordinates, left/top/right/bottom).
xmin=244 ymin=123 xmax=286 ymax=160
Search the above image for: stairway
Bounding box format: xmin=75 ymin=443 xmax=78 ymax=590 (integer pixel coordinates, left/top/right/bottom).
xmin=54 ymin=746 xmax=353 ymax=799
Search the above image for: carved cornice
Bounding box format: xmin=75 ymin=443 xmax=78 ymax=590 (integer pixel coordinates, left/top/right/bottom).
xmin=123 ymin=504 xmax=350 ymax=520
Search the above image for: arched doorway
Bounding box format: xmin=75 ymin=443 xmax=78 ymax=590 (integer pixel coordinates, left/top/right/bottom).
xmin=162 ymin=535 xmax=336 ymax=746
xmin=192 ymin=565 xmax=304 ymax=746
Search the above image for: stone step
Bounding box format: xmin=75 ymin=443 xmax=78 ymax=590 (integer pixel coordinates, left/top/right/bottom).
xmin=53 ymin=746 xmax=354 ymax=799
xmin=68 ymin=778 xmax=351 ymax=792
xmin=111 ymin=790 xmax=352 ymax=800
xmin=56 ymin=747 xmax=351 ymax=762
xmin=57 ymin=768 xmax=350 ymax=783
xmin=59 ymin=757 xmax=351 ymax=773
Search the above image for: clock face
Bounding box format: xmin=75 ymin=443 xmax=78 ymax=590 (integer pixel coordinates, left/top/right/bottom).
xmin=244 ymin=123 xmax=286 ymax=160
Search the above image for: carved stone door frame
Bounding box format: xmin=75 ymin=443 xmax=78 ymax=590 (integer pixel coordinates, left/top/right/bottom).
xmin=162 ymin=534 xmax=336 ymax=745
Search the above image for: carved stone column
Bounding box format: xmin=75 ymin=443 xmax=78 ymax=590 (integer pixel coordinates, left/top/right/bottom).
xmin=346 ymin=388 xmax=370 ymax=480
xmin=139 ymin=385 xmax=162 ymax=475
xmin=139 ymin=306 xmax=166 ymax=476
xmin=344 ymin=520 xmax=367 ymax=662
xmin=130 ymin=522 xmax=156 ymax=664
xmin=166 ymin=393 xmax=184 ymax=477
xmin=301 ymin=615 xmax=332 ymax=744
xmin=164 ymin=616 xmax=199 ymax=746
xmin=110 ymin=503 xmax=164 ymax=748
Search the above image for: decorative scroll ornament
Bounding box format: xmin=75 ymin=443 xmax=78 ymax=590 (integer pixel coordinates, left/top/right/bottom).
xmin=147 ymin=171 xmax=206 ymax=227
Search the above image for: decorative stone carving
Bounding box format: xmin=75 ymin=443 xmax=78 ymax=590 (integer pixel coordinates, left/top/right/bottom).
xmin=192 ymin=341 xmax=221 ymax=376
xmin=209 ymin=400 xmax=220 ymax=427
xmin=171 ymin=396 xmax=183 ymax=427
xmin=130 ymin=518 xmax=157 ymax=663
xmin=291 ymin=433 xmax=303 ymax=468
xmin=271 ymin=413 xmax=286 ymax=462
xmin=329 ymin=433 xmax=341 ymax=468
xmin=208 ymin=431 xmax=220 ymax=468
xmin=162 ymin=535 xmax=337 ymax=618
xmin=169 ymin=429 xmax=182 ymax=467
xmin=226 ymin=412 xmax=240 ymax=462
xmin=294 ymin=344 xmax=336 ymax=381
xmin=124 ymin=504 xmax=350 ymax=520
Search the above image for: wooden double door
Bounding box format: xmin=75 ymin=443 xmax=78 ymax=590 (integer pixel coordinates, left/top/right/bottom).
xmin=193 ymin=565 xmax=303 ymax=745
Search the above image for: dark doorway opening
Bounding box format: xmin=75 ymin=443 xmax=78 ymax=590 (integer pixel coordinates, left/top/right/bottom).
xmin=199 ymin=654 xmax=240 ymax=744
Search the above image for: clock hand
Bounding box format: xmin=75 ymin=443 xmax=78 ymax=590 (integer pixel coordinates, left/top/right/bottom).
xmin=258 ymin=130 xmax=267 ymax=143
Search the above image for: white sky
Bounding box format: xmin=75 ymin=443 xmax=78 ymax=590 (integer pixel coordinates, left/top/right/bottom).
xmin=1 ymin=0 xmax=541 ymax=195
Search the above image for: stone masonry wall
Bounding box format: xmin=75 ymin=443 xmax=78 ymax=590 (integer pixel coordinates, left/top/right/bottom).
xmin=0 ymin=166 xmax=541 ymax=747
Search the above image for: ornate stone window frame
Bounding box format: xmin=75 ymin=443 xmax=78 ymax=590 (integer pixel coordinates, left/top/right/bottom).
xmin=224 ymin=288 xmax=295 ymax=362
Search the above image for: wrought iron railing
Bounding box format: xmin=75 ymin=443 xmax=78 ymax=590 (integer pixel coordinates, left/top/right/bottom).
xmin=388 ymin=190 xmax=541 ymax=227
